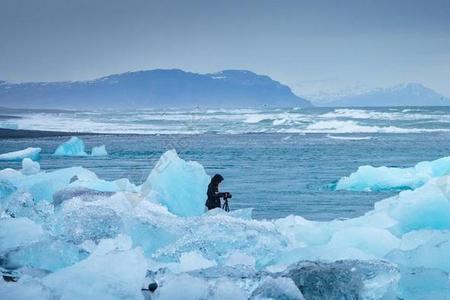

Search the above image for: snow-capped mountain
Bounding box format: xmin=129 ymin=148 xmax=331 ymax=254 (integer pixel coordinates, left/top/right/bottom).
xmin=0 ymin=69 xmax=312 ymax=109
xmin=314 ymin=83 xmax=450 ymax=107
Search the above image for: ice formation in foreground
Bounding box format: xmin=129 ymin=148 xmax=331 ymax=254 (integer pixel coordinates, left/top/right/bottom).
xmin=54 ymin=137 xmax=88 ymax=156
xmin=0 ymin=147 xmax=41 ymax=161
xmin=336 ymin=155 xmax=450 ymax=191
xmin=1 ymin=150 xmax=450 ymax=299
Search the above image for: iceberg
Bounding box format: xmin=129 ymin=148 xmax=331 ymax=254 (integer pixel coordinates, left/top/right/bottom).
xmin=54 ymin=137 xmax=87 ymax=156
xmin=21 ymin=158 xmax=40 ymax=175
xmin=0 ymin=150 xmax=450 ymax=298
xmin=0 ymin=147 xmax=41 ymax=161
xmin=91 ymin=145 xmax=108 ymax=156
xmin=141 ymin=149 xmax=210 ymax=216
xmin=336 ymin=155 xmax=450 ymax=191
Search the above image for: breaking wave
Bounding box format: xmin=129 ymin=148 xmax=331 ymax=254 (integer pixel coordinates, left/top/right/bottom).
xmin=2 ymin=107 xmax=450 ymax=134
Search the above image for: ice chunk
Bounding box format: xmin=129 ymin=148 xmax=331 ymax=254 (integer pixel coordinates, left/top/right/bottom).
xmin=153 ymin=273 xmax=209 ymax=300
xmin=0 ymin=217 xmax=44 ymax=254
xmin=10 ymin=167 xmax=98 ymax=202
xmin=21 ymin=158 xmax=40 ymax=175
xmin=386 ymin=231 xmax=450 ymax=272
xmin=284 ymin=260 xmax=399 ymax=300
xmin=326 ymin=227 xmax=400 ymax=257
xmin=0 ymin=276 xmax=55 ymax=300
xmin=3 ymin=192 xmax=53 ymax=224
xmin=141 ymin=149 xmax=210 ymax=216
xmin=56 ymin=205 xmax=123 ymax=244
xmin=250 ymin=277 xmax=305 ymax=300
xmin=336 ymin=156 xmax=450 ymax=191
xmin=0 ymin=180 xmax=16 ymax=200
xmin=226 ymin=250 xmax=256 ymax=267
xmin=179 ymin=251 xmax=217 ymax=272
xmin=91 ymin=145 xmax=108 ymax=156
xmin=396 ymin=267 xmax=450 ymax=300
xmin=381 ymin=176 xmax=450 ymax=233
xmin=52 ymin=186 xmax=114 ymax=206
xmin=5 ymin=240 xmax=88 ymax=272
xmin=0 ymin=147 xmax=41 ymax=161
xmin=43 ymin=239 xmax=147 ymax=300
xmin=152 ymin=273 xmax=247 ymax=300
xmin=54 ymin=137 xmax=87 ymax=156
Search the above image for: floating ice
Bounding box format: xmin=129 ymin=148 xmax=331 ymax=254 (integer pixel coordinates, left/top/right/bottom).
xmin=336 ymin=155 xmax=450 ymax=191
xmin=1 ymin=151 xmax=450 ymax=298
xmin=0 ymin=147 xmax=41 ymax=161
xmin=91 ymin=145 xmax=108 ymax=156
xmin=54 ymin=137 xmax=87 ymax=156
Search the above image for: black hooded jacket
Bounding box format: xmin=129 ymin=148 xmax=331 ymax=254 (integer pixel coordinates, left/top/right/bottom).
xmin=205 ymin=174 xmax=225 ymax=210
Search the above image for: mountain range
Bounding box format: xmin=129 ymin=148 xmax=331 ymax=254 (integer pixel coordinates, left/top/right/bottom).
xmin=0 ymin=69 xmax=311 ymax=109
xmin=1 ymin=70 xmax=448 ymax=109
xmin=314 ymin=83 xmax=450 ymax=107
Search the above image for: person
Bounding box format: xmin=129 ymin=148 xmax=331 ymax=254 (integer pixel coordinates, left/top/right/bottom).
xmin=205 ymin=174 xmax=231 ymax=211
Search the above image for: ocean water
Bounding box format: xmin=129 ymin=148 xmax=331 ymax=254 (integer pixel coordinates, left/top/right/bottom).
xmin=1 ymin=106 xmax=450 ymax=220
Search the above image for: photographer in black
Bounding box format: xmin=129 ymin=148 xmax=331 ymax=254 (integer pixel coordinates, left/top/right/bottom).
xmin=205 ymin=174 xmax=232 ymax=211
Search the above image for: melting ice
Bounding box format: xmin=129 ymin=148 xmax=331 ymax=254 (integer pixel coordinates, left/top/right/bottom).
xmin=0 ymin=146 xmax=450 ymax=299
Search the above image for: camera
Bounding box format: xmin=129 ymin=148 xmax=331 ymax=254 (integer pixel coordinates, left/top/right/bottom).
xmin=224 ymin=192 xmax=232 ymax=199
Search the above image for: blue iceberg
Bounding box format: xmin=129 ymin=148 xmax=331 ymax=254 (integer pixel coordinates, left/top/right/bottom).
xmin=54 ymin=137 xmax=87 ymax=156
xmin=140 ymin=149 xmax=210 ymax=217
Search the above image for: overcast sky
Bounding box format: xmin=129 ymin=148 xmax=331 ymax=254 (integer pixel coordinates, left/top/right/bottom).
xmin=1 ymin=0 xmax=449 ymax=99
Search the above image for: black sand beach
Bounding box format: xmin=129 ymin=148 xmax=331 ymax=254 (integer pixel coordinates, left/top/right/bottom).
xmin=0 ymin=128 xmax=96 ymax=139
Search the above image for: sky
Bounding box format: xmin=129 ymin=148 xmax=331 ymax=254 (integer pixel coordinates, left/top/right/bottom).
xmin=1 ymin=0 xmax=449 ymax=99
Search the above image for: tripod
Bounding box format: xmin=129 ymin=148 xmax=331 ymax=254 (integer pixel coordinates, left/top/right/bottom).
xmin=222 ymin=197 xmax=230 ymax=212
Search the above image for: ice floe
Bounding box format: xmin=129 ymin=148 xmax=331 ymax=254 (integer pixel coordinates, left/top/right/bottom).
xmin=0 ymin=147 xmax=41 ymax=161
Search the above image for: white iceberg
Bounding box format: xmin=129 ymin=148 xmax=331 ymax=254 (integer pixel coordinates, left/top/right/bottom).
xmin=0 ymin=147 xmax=41 ymax=161
xmin=54 ymin=137 xmax=87 ymax=156
xmin=91 ymin=145 xmax=108 ymax=156
xmin=21 ymin=158 xmax=40 ymax=175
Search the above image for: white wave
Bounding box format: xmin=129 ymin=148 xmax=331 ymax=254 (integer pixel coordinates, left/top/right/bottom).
xmin=305 ymin=120 xmax=450 ymax=134
xmin=326 ymin=134 xmax=372 ymax=140
xmin=321 ymin=108 xmax=450 ymax=123
xmin=243 ymin=114 xmax=271 ymax=123
xmin=3 ymin=109 xmax=450 ymax=135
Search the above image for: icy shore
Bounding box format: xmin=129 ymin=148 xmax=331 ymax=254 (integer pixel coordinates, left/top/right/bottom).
xmin=0 ymin=149 xmax=450 ymax=299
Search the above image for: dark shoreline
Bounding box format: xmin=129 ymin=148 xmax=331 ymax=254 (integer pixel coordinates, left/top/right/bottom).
xmin=0 ymin=128 xmax=98 ymax=139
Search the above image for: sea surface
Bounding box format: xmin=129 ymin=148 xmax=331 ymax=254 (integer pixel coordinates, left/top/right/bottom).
xmin=1 ymin=106 xmax=450 ymax=220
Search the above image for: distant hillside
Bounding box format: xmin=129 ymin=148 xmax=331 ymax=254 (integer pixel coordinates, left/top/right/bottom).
xmin=315 ymin=83 xmax=450 ymax=107
xmin=0 ymin=69 xmax=312 ymax=109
